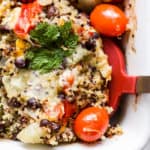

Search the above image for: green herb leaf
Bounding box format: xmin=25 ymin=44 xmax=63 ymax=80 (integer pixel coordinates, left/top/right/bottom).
xmin=64 ymin=33 xmax=79 ymax=49
xmin=30 ymin=21 xmax=77 ymax=48
xmin=27 ymin=22 xmax=79 ymax=73
xmin=26 ymin=48 xmax=71 ymax=73
xmin=30 ymin=22 xmax=60 ymax=47
xmin=59 ymin=21 xmax=72 ymax=40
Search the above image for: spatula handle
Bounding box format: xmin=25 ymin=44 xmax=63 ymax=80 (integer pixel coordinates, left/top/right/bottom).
xmin=136 ymin=76 xmax=150 ymax=93
xmin=122 ymin=75 xmax=150 ymax=94
xmin=122 ymin=75 xmax=137 ymax=94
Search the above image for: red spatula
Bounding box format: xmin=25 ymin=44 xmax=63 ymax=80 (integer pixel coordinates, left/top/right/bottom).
xmin=103 ymin=38 xmax=150 ymax=112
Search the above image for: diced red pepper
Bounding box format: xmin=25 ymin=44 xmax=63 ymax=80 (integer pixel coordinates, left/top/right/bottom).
xmin=77 ymin=27 xmax=84 ymax=34
xmin=45 ymin=101 xmax=76 ymax=121
xmin=14 ymin=0 xmax=42 ymax=38
xmin=61 ymin=72 xmax=74 ymax=91
xmin=88 ymin=31 xmax=94 ymax=37
xmin=53 ymin=102 xmax=65 ymax=120
xmin=63 ymin=100 xmax=76 ymax=118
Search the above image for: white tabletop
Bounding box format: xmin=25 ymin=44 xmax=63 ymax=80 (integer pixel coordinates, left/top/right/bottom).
xmin=144 ymin=140 xmax=150 ymax=150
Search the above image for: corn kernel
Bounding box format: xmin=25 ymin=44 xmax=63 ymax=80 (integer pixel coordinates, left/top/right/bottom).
xmin=15 ymin=39 xmax=30 ymax=57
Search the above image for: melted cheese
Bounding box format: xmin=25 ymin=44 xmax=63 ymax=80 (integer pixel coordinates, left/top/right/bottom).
xmin=66 ymin=45 xmax=90 ymax=66
xmin=2 ymin=70 xmax=60 ymax=103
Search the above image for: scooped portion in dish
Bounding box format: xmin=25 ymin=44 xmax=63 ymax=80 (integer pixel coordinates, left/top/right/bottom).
xmin=0 ymin=0 xmax=125 ymax=145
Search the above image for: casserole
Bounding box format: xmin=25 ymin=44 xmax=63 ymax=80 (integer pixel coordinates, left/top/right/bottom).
xmin=0 ymin=0 xmax=150 ymax=149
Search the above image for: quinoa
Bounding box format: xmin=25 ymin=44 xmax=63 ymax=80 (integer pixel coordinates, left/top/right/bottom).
xmin=0 ymin=0 xmax=121 ymax=146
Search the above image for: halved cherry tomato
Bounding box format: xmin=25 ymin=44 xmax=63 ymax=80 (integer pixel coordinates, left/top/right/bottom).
xmin=90 ymin=4 xmax=128 ymax=37
xmin=74 ymin=107 xmax=109 ymax=142
xmin=14 ymin=0 xmax=42 ymax=38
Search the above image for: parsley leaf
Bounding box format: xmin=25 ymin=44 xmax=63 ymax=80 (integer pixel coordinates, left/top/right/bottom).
xmin=30 ymin=21 xmax=76 ymax=48
xmin=64 ymin=33 xmax=79 ymax=49
xmin=26 ymin=22 xmax=78 ymax=73
xmin=59 ymin=21 xmax=72 ymax=40
xmin=26 ymin=48 xmax=70 ymax=73
xmin=30 ymin=22 xmax=60 ymax=47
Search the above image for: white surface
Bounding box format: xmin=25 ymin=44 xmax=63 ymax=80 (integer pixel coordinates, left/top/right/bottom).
xmin=144 ymin=140 xmax=150 ymax=150
xmin=127 ymin=0 xmax=150 ymax=149
xmin=127 ymin=0 xmax=150 ymax=75
xmin=1 ymin=0 xmax=150 ymax=150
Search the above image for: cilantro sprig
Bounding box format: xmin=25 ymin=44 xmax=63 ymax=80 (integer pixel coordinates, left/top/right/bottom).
xmin=26 ymin=48 xmax=70 ymax=73
xmin=30 ymin=21 xmax=78 ymax=48
xmin=25 ymin=22 xmax=78 ymax=73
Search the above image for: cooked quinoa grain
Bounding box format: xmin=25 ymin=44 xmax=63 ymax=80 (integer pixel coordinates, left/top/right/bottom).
xmin=0 ymin=0 xmax=122 ymax=146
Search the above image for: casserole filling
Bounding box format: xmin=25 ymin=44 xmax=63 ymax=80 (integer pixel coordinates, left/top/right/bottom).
xmin=0 ymin=0 xmax=125 ymax=145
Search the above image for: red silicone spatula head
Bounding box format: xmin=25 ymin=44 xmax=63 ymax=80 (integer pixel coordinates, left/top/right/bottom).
xmin=103 ymin=39 xmax=137 ymax=112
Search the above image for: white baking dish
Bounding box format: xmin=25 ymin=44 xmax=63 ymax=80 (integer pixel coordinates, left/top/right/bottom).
xmin=0 ymin=0 xmax=150 ymax=150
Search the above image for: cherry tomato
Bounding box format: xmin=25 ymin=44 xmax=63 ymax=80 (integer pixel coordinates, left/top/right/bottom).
xmin=74 ymin=107 xmax=109 ymax=142
xmin=103 ymin=0 xmax=123 ymax=2
xmin=14 ymin=0 xmax=42 ymax=38
xmin=112 ymin=0 xmax=123 ymax=2
xmin=90 ymin=4 xmax=128 ymax=37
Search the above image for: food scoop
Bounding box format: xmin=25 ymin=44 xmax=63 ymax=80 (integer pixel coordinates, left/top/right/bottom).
xmin=103 ymin=38 xmax=150 ymax=112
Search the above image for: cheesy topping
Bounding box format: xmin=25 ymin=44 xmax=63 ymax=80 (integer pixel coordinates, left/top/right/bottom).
xmin=0 ymin=0 xmax=112 ymax=145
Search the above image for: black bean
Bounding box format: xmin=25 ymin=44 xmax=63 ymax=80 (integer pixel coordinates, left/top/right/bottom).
xmin=20 ymin=116 xmax=29 ymax=124
xmin=8 ymin=97 xmax=21 ymax=108
xmin=50 ymin=122 xmax=61 ymax=132
xmin=92 ymin=32 xmax=100 ymax=39
xmin=83 ymin=39 xmax=96 ymax=51
xmin=40 ymin=119 xmax=50 ymax=127
xmin=58 ymin=92 xmax=66 ymax=100
xmin=40 ymin=120 xmax=61 ymax=132
xmin=91 ymin=66 xmax=96 ymax=72
xmin=15 ymin=58 xmax=27 ymax=68
xmin=0 ymin=76 xmax=3 ymax=87
xmin=27 ymin=97 xmax=41 ymax=109
xmin=47 ymin=5 xmax=57 ymax=18
xmin=0 ymin=123 xmax=5 ymax=132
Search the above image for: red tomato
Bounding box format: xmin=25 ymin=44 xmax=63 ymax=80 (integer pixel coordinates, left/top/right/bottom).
xmin=14 ymin=0 xmax=42 ymax=38
xmin=104 ymin=0 xmax=122 ymax=2
xmin=90 ymin=4 xmax=128 ymax=37
xmin=112 ymin=0 xmax=123 ymax=2
xmin=74 ymin=107 xmax=109 ymax=142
